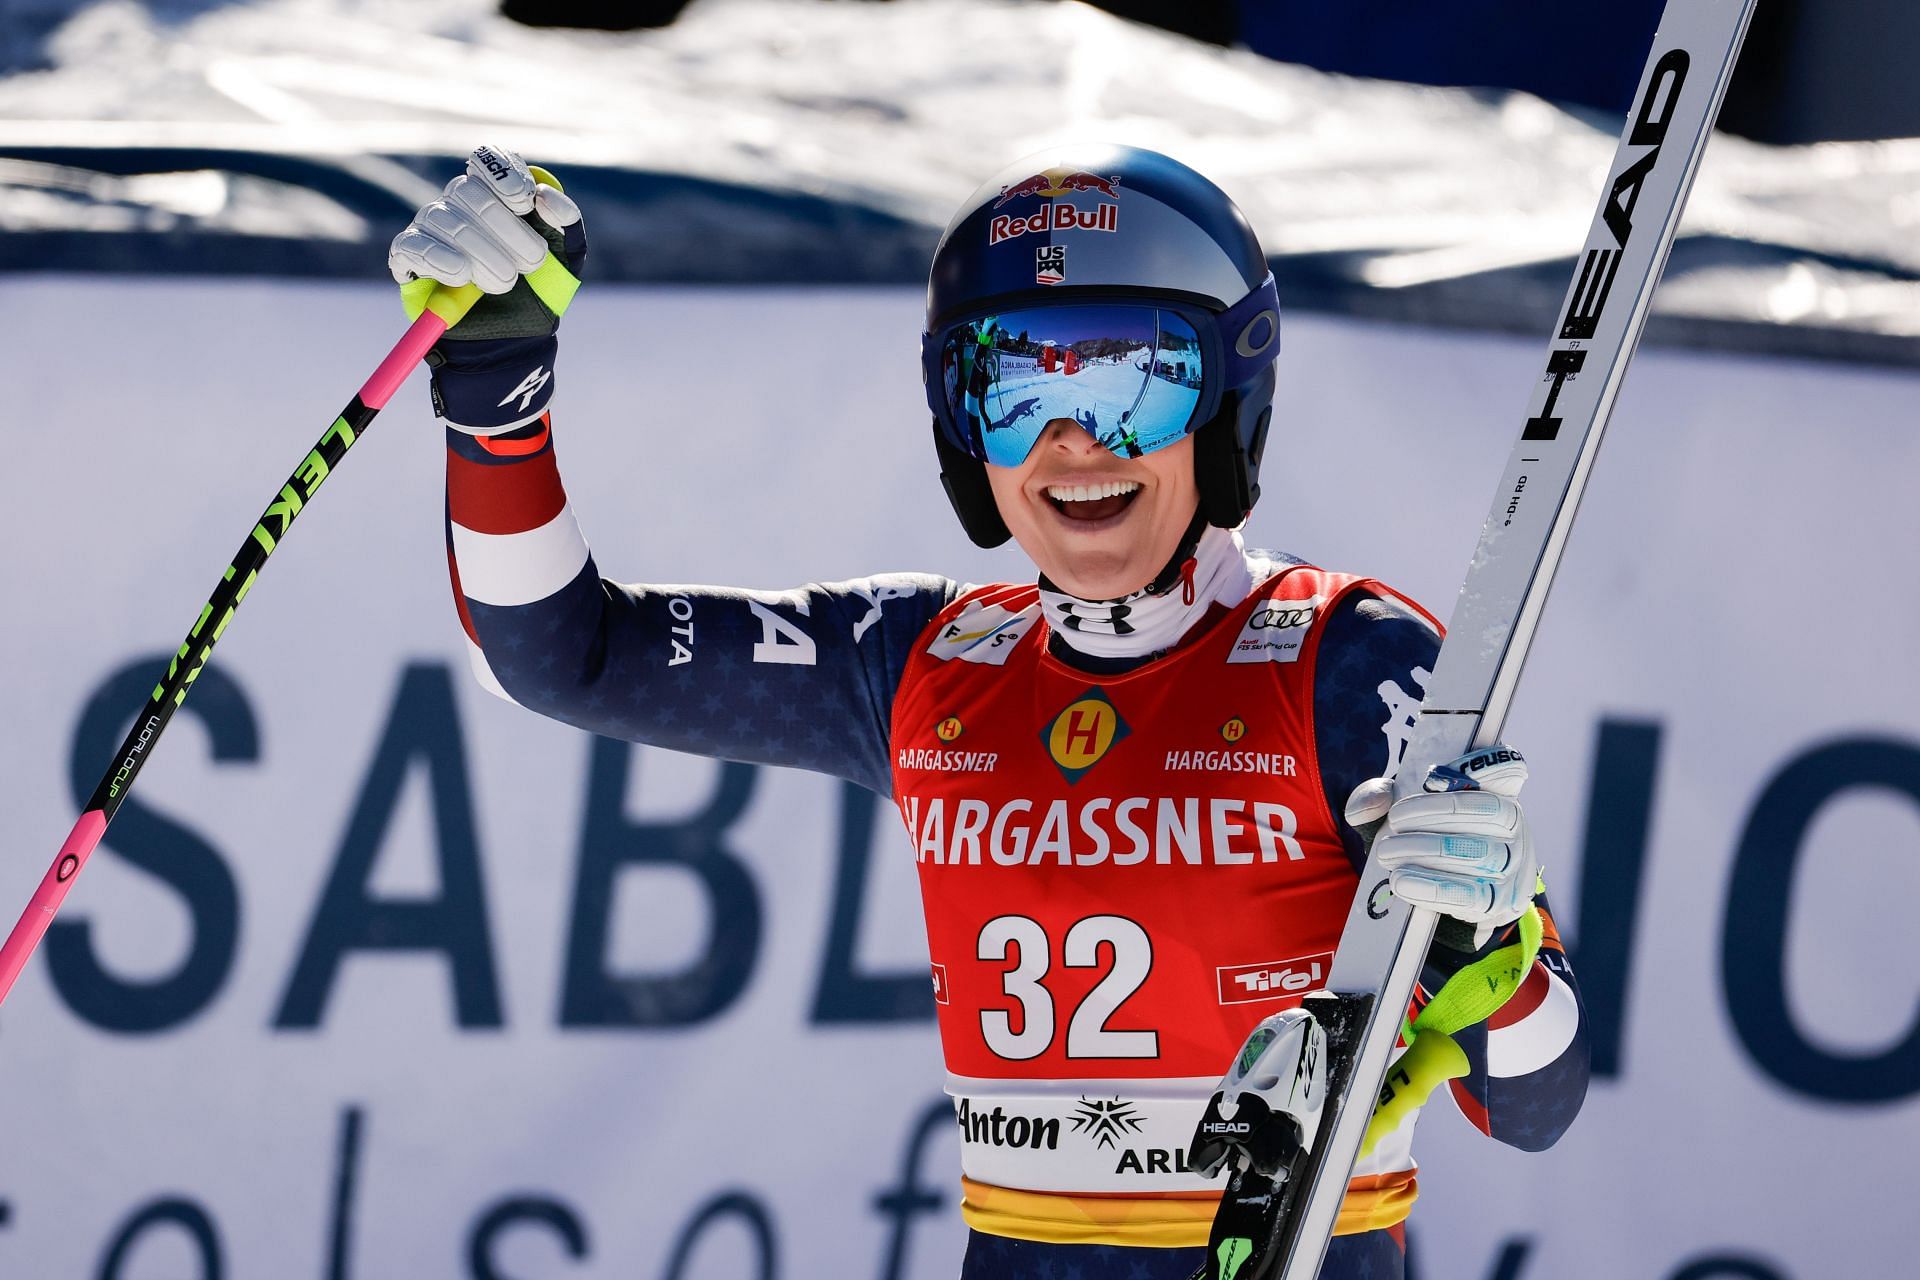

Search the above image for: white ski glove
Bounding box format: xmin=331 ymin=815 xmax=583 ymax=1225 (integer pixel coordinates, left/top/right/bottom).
xmin=386 ymin=145 xmax=587 ymax=434
xmin=1345 ymin=746 xmax=1539 ymax=944
xmin=388 ymin=145 xmax=581 ymax=296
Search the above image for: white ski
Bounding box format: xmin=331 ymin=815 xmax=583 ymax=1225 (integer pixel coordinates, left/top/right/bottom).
xmin=1195 ymin=2 xmax=1759 ymax=1276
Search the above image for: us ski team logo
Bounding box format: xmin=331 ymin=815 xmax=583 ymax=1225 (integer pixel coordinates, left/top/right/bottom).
xmin=1042 ymin=687 xmax=1129 ymax=783
xmin=1036 ymin=244 xmax=1067 ymax=286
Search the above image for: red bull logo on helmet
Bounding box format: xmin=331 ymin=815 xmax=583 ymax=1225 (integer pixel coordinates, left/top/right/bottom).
xmin=987 ymin=169 xmax=1123 ymax=245
xmin=993 ymin=170 xmax=1122 ymax=207
xmin=990 ymin=201 xmax=1119 ymax=246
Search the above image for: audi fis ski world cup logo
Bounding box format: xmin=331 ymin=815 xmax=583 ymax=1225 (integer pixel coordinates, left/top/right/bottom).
xmin=1042 ymin=687 xmax=1130 ymax=783
xmin=989 ymin=169 xmax=1122 ymax=246
xmin=1225 ymin=596 xmax=1320 ymax=665
xmin=1252 ymin=602 xmax=1313 ymax=630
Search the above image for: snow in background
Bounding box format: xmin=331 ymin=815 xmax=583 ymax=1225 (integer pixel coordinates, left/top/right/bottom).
xmin=1 ymin=0 xmax=1916 ymax=362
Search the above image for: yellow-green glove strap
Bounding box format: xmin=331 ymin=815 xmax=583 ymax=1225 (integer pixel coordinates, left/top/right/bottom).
xmin=522 ymin=252 xmax=580 ymax=318
xmin=1415 ymin=898 xmax=1545 ymax=1038
xmin=398 ymin=163 xmax=576 ymax=326
xmin=1358 ymin=900 xmax=1545 ymax=1158
xmin=399 ymin=277 xmax=486 ymax=325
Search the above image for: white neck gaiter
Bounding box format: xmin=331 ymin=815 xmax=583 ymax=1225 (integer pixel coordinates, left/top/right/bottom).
xmin=1038 ymin=524 xmax=1252 ymax=661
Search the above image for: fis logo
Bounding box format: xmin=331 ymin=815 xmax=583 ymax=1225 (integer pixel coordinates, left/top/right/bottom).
xmin=927 ymin=601 xmax=1037 ymax=665
xmin=1042 ymin=687 xmax=1130 ymax=784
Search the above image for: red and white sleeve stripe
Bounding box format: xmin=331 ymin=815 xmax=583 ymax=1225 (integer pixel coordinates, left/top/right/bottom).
xmin=445 ymin=422 xmax=591 ymax=700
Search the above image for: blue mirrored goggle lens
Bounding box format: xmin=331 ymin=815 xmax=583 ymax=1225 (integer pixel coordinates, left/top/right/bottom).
xmin=938 ymin=305 xmax=1205 ymax=467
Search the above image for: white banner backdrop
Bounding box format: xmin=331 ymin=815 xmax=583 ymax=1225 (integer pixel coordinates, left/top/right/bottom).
xmin=1 ymin=277 xmax=1916 ymax=1279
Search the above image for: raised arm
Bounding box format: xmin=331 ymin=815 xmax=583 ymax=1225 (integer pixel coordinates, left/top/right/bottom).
xmin=392 ymin=146 xmax=956 ymax=796
xmin=445 ymin=417 xmax=953 ymax=794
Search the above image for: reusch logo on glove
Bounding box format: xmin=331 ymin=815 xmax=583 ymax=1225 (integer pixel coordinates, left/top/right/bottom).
xmin=496 ymin=366 xmax=552 ymax=413
xmin=1462 ymin=747 xmax=1524 ymax=773
xmin=475 ymin=146 xmax=513 ymax=182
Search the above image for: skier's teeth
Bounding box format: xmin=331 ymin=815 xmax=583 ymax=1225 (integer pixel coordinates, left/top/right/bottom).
xmin=1046 ymin=480 xmax=1142 ymax=503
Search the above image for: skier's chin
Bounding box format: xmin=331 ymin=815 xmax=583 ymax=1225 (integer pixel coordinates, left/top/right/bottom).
xmin=984 ymin=429 xmax=1199 ymax=601
xmin=1015 ymin=490 xmax=1186 ymax=600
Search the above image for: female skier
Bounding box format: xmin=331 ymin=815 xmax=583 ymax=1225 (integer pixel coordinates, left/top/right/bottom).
xmin=389 ymin=144 xmax=1589 ymax=1280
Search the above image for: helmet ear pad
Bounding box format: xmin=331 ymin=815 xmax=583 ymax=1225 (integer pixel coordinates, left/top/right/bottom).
xmin=1194 ymin=366 xmax=1275 ymax=530
xmin=932 ymin=419 xmax=1013 ymax=548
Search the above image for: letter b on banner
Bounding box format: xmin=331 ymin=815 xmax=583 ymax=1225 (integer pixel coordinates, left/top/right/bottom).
xmin=560 ymin=739 xmax=761 ymax=1027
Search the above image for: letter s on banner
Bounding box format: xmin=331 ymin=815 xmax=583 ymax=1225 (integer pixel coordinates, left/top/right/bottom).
xmin=50 ymin=656 xmax=253 ymax=1033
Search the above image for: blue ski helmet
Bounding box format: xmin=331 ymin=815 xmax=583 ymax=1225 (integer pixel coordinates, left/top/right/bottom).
xmin=922 ymin=144 xmax=1280 ymax=548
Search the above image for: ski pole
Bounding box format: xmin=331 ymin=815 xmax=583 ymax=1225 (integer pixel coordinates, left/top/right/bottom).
xmin=0 ymin=275 xmax=496 ymax=1009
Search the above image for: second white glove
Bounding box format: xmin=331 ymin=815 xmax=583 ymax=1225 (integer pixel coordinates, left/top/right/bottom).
xmin=1345 ymin=746 xmax=1539 ymax=936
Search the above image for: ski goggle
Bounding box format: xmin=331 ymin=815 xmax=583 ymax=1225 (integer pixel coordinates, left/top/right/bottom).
xmin=922 ymin=277 xmax=1279 ymax=468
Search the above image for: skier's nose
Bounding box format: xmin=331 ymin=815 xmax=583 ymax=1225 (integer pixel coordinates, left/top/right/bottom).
xmin=1043 ymin=417 xmax=1101 ymax=454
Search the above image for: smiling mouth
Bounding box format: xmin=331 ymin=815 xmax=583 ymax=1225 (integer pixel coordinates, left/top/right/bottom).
xmin=1045 ymin=479 xmax=1141 ymax=522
